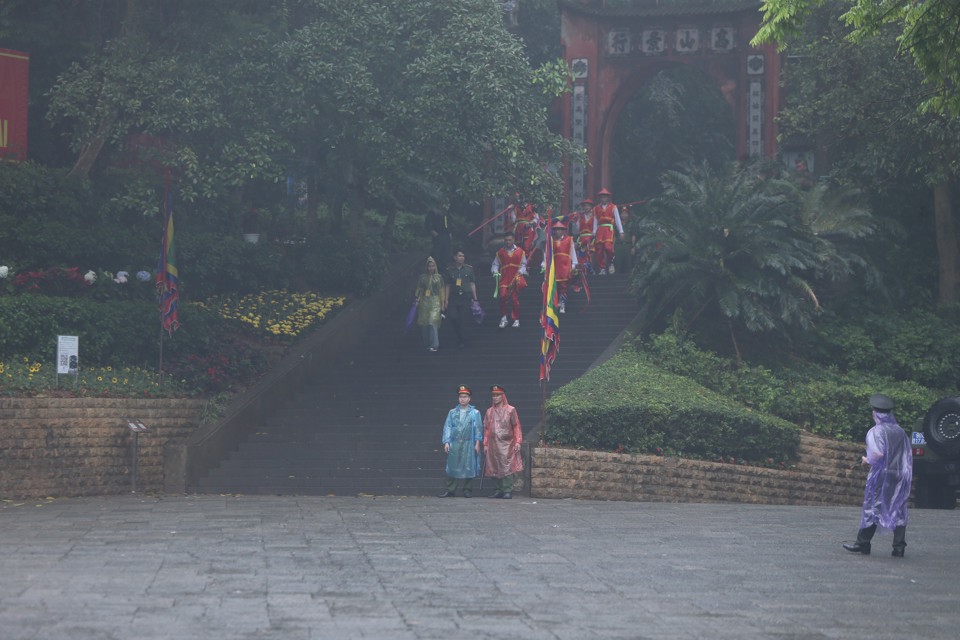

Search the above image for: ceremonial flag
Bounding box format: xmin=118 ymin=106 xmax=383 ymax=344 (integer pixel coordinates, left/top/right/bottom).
xmin=539 ymin=232 xmax=560 ymax=382
xmin=156 ymin=177 xmax=180 ymax=335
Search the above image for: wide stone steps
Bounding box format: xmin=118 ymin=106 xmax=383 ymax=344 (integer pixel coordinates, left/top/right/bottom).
xmin=198 ymin=270 xmax=639 ymax=496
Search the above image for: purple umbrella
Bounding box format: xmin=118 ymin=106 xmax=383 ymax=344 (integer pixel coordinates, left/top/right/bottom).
xmin=403 ymin=300 xmax=418 ymax=334
xmin=470 ymin=300 xmax=485 ymax=325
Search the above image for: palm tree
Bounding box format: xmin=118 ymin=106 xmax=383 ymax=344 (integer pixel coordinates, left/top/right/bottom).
xmin=632 ymin=161 xmax=841 ymax=361
xmin=796 ymin=181 xmax=881 ymax=291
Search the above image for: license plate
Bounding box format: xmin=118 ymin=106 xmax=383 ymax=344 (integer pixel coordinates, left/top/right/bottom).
xmin=912 ymin=432 xmax=927 ymax=446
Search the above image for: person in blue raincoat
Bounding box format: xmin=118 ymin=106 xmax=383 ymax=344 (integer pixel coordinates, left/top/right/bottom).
xmin=843 ymin=393 xmax=913 ymax=557
xmin=438 ymin=385 xmax=484 ymax=498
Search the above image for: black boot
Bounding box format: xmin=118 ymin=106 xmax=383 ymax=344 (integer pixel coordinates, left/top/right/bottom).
xmin=892 ymin=526 xmax=906 ymax=557
xmin=843 ymin=524 xmax=876 ymax=554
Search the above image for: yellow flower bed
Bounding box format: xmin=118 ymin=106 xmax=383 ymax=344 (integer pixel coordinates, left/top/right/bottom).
xmin=199 ymin=290 xmax=346 ymax=340
xmin=0 ymin=358 xmax=184 ymax=397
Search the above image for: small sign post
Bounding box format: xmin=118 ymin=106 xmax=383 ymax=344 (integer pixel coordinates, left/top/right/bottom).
xmin=56 ymin=335 xmax=79 ymax=389
xmin=124 ymin=418 xmax=149 ymax=493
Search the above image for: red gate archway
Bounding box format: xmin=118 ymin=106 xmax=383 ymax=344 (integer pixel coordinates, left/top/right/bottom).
xmin=559 ymin=0 xmax=780 ymax=210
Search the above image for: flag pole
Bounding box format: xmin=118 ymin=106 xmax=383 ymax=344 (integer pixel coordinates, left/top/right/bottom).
xmin=539 ymin=379 xmax=547 ymax=446
xmin=467 ymin=203 xmax=513 ymax=236
xmin=158 ymin=325 xmax=165 ymax=392
xmin=156 ymin=167 xmax=180 ymax=390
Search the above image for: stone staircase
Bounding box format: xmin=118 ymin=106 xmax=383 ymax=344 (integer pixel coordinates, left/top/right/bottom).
xmin=198 ymin=266 xmax=639 ymax=496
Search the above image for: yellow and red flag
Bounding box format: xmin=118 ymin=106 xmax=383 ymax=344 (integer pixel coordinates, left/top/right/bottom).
xmin=539 ymin=231 xmax=560 ymax=382
xmin=156 ymin=175 xmax=180 ymax=335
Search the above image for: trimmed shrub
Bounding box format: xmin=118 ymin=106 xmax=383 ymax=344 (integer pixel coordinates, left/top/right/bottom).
xmin=640 ymin=330 xmax=940 ymax=441
xmin=771 ymin=371 xmax=937 ymax=441
xmin=798 ymin=308 xmax=960 ymax=391
xmin=0 ymin=294 xmax=228 ymax=368
xmin=545 ymin=350 xmax=800 ymax=461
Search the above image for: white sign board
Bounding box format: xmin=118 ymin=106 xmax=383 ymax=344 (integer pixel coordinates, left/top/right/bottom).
xmin=57 ymin=335 xmax=79 ymax=374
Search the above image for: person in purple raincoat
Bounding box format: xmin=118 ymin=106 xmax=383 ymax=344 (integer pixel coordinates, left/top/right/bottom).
xmin=843 ymin=393 xmax=913 ymax=557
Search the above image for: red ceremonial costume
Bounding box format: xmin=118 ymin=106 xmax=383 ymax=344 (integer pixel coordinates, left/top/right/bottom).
xmin=512 ymin=203 xmax=539 ymax=256
xmin=592 ymin=192 xmax=623 ymax=273
xmin=544 ymin=224 xmax=577 ymax=309
xmin=492 ymin=245 xmax=527 ymax=322
xmin=573 ymin=207 xmax=595 ymax=266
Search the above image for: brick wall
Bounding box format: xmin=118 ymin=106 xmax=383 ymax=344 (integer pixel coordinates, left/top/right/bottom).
xmin=2 ymin=397 xmax=875 ymax=507
xmin=0 ymin=397 xmax=205 ymax=499
xmin=531 ymin=433 xmax=870 ymax=506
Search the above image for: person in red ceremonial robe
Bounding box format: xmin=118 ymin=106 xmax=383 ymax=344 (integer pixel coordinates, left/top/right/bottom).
xmin=592 ymin=188 xmax=624 ymax=275
xmin=491 ymin=231 xmax=528 ymax=328
xmin=543 ymin=219 xmax=577 ymax=314
xmin=571 ymin=198 xmax=595 ymax=275
xmin=511 ymin=199 xmax=540 ymax=259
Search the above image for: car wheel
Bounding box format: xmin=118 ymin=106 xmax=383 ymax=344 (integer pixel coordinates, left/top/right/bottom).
xmin=923 ymin=397 xmax=960 ymax=458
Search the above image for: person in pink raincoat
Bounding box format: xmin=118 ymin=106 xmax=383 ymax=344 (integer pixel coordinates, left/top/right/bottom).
xmin=483 ymin=384 xmax=523 ymax=499
xmin=843 ymin=393 xmax=913 ymax=557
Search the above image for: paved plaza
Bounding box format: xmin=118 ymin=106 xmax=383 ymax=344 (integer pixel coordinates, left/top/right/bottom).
xmin=1 ymin=494 xmax=958 ymax=639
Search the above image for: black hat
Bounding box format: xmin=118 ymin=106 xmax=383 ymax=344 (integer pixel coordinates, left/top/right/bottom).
xmin=490 ymin=384 xmax=506 ymax=394
xmin=869 ymin=393 xmax=895 ymax=412
xmin=457 ymin=385 xmax=472 ymax=396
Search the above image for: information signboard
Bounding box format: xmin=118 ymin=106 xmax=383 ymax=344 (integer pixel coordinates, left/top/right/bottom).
xmin=57 ymin=335 xmax=79 ymax=375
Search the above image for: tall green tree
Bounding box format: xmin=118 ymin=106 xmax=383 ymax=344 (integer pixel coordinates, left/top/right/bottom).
xmin=766 ymin=3 xmax=960 ymax=305
xmin=753 ymin=0 xmax=960 ymax=116
xmin=42 ymin=0 xmax=577 ymax=234
xmin=272 ymin=0 xmax=575 ymax=232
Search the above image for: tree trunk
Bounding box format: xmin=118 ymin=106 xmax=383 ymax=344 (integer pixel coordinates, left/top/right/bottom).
xmin=67 ymin=0 xmax=138 ymax=178
xmin=934 ymin=178 xmax=960 ymax=305
xmin=67 ymin=132 xmax=108 ymax=179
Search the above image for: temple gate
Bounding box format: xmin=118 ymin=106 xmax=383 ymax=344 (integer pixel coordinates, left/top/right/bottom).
xmin=559 ymin=0 xmax=780 ymax=210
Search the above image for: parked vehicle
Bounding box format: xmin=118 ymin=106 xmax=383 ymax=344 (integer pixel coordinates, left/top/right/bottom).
xmin=911 ymin=397 xmax=960 ymax=509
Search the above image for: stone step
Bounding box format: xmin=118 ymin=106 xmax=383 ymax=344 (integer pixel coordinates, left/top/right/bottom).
xmin=199 ymin=272 xmax=639 ymax=495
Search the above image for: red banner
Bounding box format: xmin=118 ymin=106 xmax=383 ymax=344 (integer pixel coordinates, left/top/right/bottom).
xmin=0 ymin=48 xmax=30 ymax=160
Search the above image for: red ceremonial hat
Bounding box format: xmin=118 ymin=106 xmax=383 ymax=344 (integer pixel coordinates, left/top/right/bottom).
xmin=597 ymin=188 xmax=612 ymax=196
xmin=457 ymin=385 xmax=472 ymax=396
xmin=551 ymin=219 xmax=567 ymax=229
xmin=490 ymin=384 xmax=506 ymax=394
xmin=580 ymin=198 xmax=594 ymax=205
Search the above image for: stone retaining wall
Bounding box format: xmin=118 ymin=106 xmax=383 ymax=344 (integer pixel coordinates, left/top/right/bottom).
xmin=0 ymin=397 xmax=205 ymax=499
xmin=531 ymin=433 xmax=870 ymax=506
xmin=3 ymin=396 xmax=877 ymax=508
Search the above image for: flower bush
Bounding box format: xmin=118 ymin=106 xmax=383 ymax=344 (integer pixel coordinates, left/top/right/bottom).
xmin=0 ymin=356 xmax=189 ymax=397
xmin=200 ymin=290 xmax=346 ymax=341
xmin=163 ymin=335 xmax=270 ymax=394
xmin=6 ymin=265 xmax=157 ymax=301
xmin=1 ymin=288 xmax=347 ymax=397
xmin=11 ymin=266 xmax=90 ymax=295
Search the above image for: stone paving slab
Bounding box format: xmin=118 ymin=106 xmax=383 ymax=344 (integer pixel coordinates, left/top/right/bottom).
xmin=1 ymin=495 xmax=958 ymax=639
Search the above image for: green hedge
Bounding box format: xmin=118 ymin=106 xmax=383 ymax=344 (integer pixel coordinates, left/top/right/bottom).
xmin=545 ymin=350 xmax=801 ymax=461
xmin=800 ymin=308 xmax=960 ymax=391
xmin=770 ymin=373 xmax=937 ymax=441
xmin=642 ymin=331 xmax=940 ymax=441
xmin=0 ymin=294 xmax=228 ymax=367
